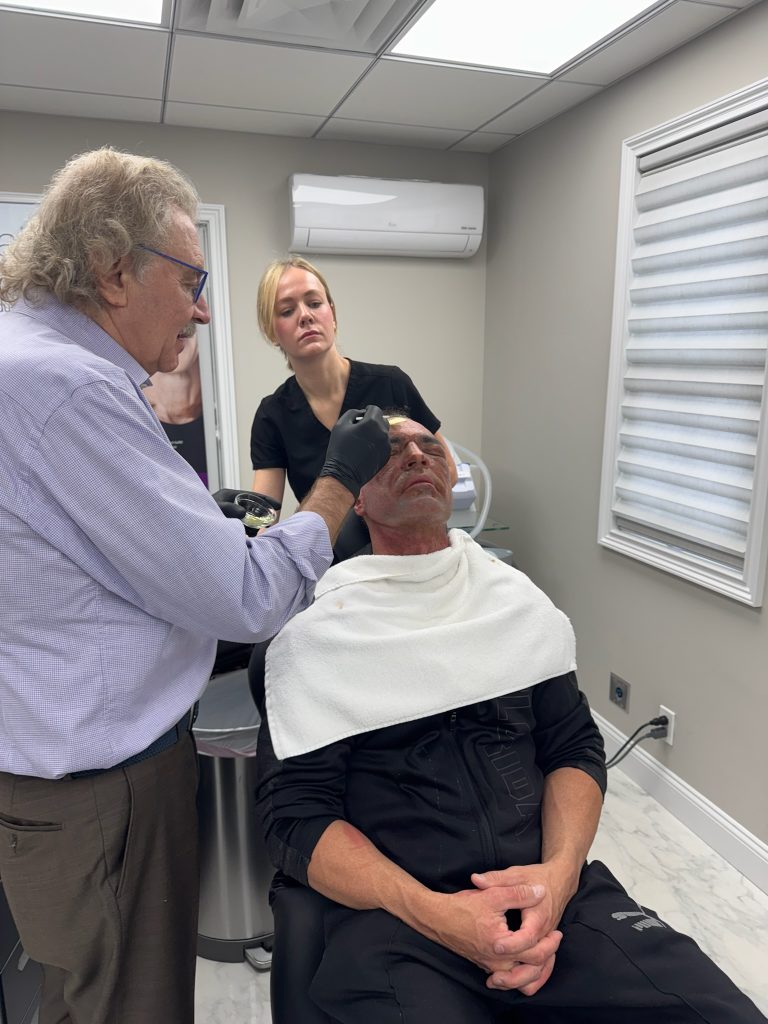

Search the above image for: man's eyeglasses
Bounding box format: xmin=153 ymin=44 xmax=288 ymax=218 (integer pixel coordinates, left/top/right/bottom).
xmin=136 ymin=244 xmax=208 ymax=303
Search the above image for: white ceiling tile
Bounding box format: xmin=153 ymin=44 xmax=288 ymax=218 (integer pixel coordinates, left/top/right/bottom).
xmin=690 ymin=0 xmax=760 ymax=6
xmin=334 ymin=58 xmax=545 ymax=130
xmin=451 ymin=132 xmax=515 ymax=154
xmin=0 ymin=1 xmax=762 ymax=152
xmin=0 ymin=84 xmax=161 ymax=122
xmin=483 ymin=80 xmax=603 ymax=135
xmin=316 ymin=117 xmax=467 ymax=148
xmin=164 ymin=102 xmax=324 ymax=136
xmin=562 ymin=1 xmax=738 ymax=86
xmin=0 ymin=10 xmax=167 ymax=98
xmin=168 ymin=34 xmax=370 ymax=115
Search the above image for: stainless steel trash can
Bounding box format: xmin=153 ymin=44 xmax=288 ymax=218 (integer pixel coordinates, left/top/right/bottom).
xmin=194 ymin=668 xmax=274 ymax=969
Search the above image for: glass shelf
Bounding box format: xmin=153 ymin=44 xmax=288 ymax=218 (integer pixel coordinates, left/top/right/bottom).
xmin=478 ymin=516 xmax=511 ymax=534
xmin=448 ymin=510 xmax=510 ymax=533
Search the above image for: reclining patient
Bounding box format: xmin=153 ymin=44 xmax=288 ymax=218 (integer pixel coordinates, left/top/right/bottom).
xmin=257 ymin=416 xmax=764 ymax=1023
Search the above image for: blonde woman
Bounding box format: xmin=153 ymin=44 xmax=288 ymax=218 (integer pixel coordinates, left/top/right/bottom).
xmin=250 ymin=255 xmax=455 ymax=511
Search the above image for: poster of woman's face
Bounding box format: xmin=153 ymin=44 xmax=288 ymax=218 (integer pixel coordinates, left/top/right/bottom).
xmin=146 ymin=329 xmax=209 ymax=488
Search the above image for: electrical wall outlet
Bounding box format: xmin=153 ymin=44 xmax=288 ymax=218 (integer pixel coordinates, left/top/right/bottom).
xmin=659 ymin=704 xmax=676 ymax=746
xmin=609 ymin=673 xmax=630 ymax=711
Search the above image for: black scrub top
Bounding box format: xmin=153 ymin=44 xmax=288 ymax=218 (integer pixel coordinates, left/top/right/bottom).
xmin=250 ymin=359 xmax=441 ymax=503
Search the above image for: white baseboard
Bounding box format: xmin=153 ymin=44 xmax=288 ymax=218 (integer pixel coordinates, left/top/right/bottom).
xmin=594 ymin=711 xmax=768 ymax=897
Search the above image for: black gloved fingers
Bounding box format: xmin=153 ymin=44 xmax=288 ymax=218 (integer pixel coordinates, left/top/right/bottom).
xmin=212 ymin=487 xmax=241 ymax=504
xmin=348 ymin=405 xmax=391 ymax=476
xmin=318 ymin=404 xmax=391 ymax=499
xmin=217 ymin=501 xmax=246 ymax=520
xmin=212 ymin=488 xmax=282 ymax=523
xmin=212 ymin=488 xmax=246 ymax=520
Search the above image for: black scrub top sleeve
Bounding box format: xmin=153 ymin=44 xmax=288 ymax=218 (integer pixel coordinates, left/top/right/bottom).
xmin=250 ymin=396 xmax=288 ymax=472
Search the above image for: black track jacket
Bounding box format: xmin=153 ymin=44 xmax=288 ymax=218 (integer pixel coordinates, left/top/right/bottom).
xmin=257 ymin=671 xmax=607 ymax=895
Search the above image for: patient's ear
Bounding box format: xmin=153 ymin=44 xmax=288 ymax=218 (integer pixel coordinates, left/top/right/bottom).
xmin=353 ymin=494 xmax=365 ymax=517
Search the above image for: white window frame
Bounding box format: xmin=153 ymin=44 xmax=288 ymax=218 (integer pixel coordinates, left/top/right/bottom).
xmin=196 ymin=203 xmax=239 ymax=489
xmin=598 ymin=76 xmax=768 ymax=606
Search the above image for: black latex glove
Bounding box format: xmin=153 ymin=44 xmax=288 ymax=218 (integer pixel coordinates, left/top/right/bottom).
xmin=318 ymin=405 xmax=390 ymax=499
xmin=212 ymin=488 xmax=283 ymax=537
xmin=213 ymin=488 xmax=282 ymax=513
xmin=212 ymin=488 xmax=247 ymax=521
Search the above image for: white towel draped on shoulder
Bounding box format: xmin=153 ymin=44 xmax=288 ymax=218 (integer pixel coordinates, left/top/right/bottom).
xmin=265 ymin=529 xmax=576 ymax=760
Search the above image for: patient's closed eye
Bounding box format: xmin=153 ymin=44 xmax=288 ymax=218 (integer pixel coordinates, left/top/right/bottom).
xmin=390 ymin=435 xmax=443 ymax=456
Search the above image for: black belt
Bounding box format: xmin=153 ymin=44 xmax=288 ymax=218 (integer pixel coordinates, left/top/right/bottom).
xmin=70 ymin=703 xmax=198 ymax=779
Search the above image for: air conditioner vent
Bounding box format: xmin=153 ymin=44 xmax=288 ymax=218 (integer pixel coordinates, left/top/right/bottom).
xmin=177 ymin=0 xmax=422 ymax=53
xmin=289 ymin=173 xmax=485 ymax=259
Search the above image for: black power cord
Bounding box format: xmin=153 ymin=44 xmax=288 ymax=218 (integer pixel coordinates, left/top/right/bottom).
xmin=606 ymin=715 xmax=669 ymax=769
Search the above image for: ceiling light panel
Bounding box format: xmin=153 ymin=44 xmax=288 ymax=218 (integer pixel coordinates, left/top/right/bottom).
xmin=391 ymin=0 xmax=663 ymax=74
xmin=177 ymin=0 xmax=424 ymax=53
xmin=5 ymin=0 xmax=165 ymax=24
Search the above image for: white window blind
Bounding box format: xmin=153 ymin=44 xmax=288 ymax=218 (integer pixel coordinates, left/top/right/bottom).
xmin=599 ymin=78 xmax=768 ymax=606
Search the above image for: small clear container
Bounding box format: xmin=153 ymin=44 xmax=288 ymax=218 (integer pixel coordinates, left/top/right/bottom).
xmin=234 ymin=492 xmax=279 ymax=529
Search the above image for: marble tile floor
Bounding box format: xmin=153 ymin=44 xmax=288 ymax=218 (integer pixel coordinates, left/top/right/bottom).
xmin=194 ymin=767 xmax=768 ymax=1022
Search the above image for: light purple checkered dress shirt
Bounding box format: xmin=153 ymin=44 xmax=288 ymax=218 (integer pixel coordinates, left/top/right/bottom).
xmin=0 ymin=296 xmax=332 ymax=778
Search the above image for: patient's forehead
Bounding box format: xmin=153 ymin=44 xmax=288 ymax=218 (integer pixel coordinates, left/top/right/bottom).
xmin=388 ymin=418 xmax=435 ymax=443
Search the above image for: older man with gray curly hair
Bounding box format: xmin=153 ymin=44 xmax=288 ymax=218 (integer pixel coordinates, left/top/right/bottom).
xmin=0 ymin=147 xmax=389 ymax=1024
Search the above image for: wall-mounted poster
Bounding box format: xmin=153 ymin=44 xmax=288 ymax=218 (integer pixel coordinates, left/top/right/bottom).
xmin=0 ymin=194 xmax=238 ymax=491
xmin=146 ymin=327 xmax=209 ymax=486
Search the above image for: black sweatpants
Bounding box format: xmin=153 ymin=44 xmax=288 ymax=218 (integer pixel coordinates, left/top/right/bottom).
xmin=310 ymin=861 xmax=765 ymax=1023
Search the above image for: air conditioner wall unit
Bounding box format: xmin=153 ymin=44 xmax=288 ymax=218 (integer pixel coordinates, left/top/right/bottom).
xmin=289 ymin=174 xmax=484 ymax=258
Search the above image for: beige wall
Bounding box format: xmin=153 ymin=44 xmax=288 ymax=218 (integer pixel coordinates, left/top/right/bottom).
xmin=485 ymin=2 xmax=768 ymax=840
xmin=0 ymin=112 xmax=488 ymax=489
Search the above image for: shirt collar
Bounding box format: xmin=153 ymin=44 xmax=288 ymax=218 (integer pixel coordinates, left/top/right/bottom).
xmin=14 ymin=292 xmax=152 ymax=388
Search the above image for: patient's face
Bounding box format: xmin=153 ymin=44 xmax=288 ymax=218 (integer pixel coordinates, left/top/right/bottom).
xmin=356 ymin=419 xmax=453 ymax=530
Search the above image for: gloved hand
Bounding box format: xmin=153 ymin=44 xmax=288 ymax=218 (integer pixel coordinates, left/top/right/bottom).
xmin=212 ymin=488 xmax=247 ymax=521
xmin=318 ymin=405 xmax=390 ymax=499
xmin=212 ymin=489 xmax=282 ymax=537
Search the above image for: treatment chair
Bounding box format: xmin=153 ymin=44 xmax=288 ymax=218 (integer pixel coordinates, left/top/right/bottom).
xmin=247 ymin=509 xmax=371 ymax=1023
xmin=247 ymin=640 xmax=337 ymax=1021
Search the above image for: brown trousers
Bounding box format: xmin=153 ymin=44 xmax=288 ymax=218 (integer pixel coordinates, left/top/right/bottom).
xmin=0 ymin=733 xmax=200 ymax=1024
